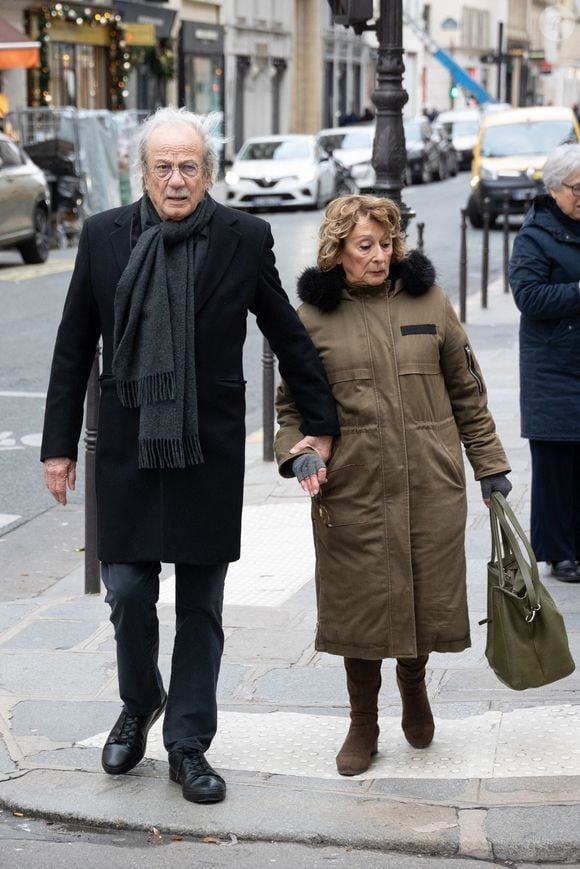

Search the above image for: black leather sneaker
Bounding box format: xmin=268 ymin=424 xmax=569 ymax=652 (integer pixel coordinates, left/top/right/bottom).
xmin=101 ymin=692 xmax=167 ymax=775
xmin=168 ymin=748 xmax=226 ymax=803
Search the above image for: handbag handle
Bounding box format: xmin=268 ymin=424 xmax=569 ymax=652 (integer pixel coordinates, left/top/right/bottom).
xmin=489 ymin=492 xmax=541 ymax=617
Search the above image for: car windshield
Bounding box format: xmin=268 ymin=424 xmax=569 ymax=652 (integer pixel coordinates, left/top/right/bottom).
xmin=481 ymin=121 xmax=576 ymax=157
xmin=319 ymin=131 xmax=372 ymax=152
xmin=238 ymin=140 xmax=311 ymax=160
xmin=449 ymin=120 xmax=480 ymax=136
xmin=403 ymin=123 xmax=423 ymax=142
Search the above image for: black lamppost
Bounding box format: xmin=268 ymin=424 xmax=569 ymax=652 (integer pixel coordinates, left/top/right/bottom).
xmin=328 ymin=0 xmax=414 ymax=227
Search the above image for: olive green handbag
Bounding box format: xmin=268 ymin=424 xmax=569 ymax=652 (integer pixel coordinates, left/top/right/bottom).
xmin=481 ymin=492 xmax=575 ymax=690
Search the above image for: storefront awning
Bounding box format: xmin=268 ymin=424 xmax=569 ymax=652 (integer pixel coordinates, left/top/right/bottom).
xmin=0 ymin=17 xmax=40 ymax=69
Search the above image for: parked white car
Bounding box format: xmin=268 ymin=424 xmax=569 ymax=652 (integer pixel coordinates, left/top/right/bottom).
xmin=317 ymin=125 xmax=375 ymax=192
xmin=224 ymin=134 xmax=336 ymax=211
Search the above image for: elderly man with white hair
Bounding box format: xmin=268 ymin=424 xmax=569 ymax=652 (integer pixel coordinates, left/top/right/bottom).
xmin=41 ymin=106 xmax=339 ymax=803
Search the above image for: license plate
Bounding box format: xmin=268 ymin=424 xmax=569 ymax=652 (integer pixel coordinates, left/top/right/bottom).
xmin=255 ymin=196 xmax=281 ymax=207
xmin=511 ymin=189 xmax=535 ymax=201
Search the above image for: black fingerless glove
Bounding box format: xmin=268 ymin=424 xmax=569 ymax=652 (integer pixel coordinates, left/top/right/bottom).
xmin=292 ymin=453 xmax=326 ymax=482
xmin=480 ymin=473 xmax=512 ymax=500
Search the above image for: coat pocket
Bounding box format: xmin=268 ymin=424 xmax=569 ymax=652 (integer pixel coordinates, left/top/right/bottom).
xmin=326 ymin=367 xmax=375 ymax=428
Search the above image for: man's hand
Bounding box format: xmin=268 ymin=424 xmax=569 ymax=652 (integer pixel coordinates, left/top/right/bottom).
xmin=44 ymin=457 xmax=77 ymax=506
xmin=289 ymin=435 xmax=334 ymax=463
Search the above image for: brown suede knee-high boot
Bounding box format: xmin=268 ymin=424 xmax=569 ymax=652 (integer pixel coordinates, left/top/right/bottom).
xmin=336 ymin=657 xmax=382 ymax=776
xmin=396 ymin=655 xmax=434 ymax=749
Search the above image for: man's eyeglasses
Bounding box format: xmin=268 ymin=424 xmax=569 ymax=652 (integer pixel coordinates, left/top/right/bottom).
xmin=561 ymin=182 xmax=580 ymax=196
xmin=150 ymin=162 xmax=200 ymax=181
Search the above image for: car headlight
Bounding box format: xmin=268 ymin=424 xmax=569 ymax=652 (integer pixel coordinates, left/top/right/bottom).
xmin=480 ymin=167 xmax=498 ymax=181
xmin=298 ymin=167 xmax=316 ymax=184
xmin=225 ymin=170 xmax=240 ymax=185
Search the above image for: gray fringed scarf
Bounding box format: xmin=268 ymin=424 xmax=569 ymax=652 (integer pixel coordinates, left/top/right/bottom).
xmin=112 ymin=193 xmax=216 ymax=469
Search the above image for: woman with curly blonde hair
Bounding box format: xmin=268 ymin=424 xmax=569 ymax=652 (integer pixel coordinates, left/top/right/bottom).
xmin=275 ymin=194 xmax=511 ymax=776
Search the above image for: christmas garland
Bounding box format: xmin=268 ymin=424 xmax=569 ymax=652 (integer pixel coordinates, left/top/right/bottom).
xmin=29 ymin=3 xmax=132 ymax=109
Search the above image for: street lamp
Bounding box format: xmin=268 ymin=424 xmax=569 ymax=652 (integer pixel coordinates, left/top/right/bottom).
xmin=328 ymin=0 xmax=414 ymax=227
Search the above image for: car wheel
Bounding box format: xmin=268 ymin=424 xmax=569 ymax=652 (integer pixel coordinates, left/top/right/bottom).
xmin=18 ymin=206 xmax=50 ymax=264
xmin=436 ymin=156 xmax=448 ymax=181
xmin=467 ymin=193 xmax=484 ymax=229
xmin=420 ymin=160 xmax=432 ymax=184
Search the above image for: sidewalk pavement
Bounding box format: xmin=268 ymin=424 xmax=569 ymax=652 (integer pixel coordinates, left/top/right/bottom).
xmin=0 ymin=277 xmax=579 ymax=863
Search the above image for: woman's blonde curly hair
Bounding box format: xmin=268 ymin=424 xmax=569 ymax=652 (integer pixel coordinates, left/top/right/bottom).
xmin=317 ymin=194 xmax=407 ymax=272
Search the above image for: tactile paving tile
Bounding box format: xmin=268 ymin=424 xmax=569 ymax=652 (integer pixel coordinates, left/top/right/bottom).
xmin=159 ymin=502 xmax=314 ymax=607
xmin=81 ymin=704 xmax=580 ymax=780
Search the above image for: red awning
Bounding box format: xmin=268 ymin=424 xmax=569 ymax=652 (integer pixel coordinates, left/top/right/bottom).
xmin=0 ymin=17 xmax=40 ymax=70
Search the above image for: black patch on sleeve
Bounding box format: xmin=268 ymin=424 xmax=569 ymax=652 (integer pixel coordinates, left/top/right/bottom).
xmin=400 ymin=324 xmax=437 ymax=336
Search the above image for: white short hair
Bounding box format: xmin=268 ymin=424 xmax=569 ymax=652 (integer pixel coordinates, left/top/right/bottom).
xmin=135 ymin=106 xmax=222 ymax=188
xmin=542 ymin=143 xmax=580 ymax=191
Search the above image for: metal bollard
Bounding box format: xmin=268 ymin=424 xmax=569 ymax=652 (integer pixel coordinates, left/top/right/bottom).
xmin=416 ymin=221 xmax=425 ymax=253
xmin=459 ymin=208 xmax=467 ymax=323
xmin=84 ymin=347 xmax=101 ymax=594
xmin=262 ymin=337 xmax=275 ymax=462
xmin=481 ymin=197 xmax=490 ymax=309
xmin=502 ymin=192 xmax=511 ymax=294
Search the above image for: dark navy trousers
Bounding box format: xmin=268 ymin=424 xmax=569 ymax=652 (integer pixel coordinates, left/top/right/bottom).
xmin=529 ymin=440 xmax=580 ymax=564
xmin=101 ymin=561 xmax=227 ymax=754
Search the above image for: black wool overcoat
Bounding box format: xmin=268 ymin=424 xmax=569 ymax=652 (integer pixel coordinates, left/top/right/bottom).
xmin=41 ymin=198 xmax=339 ymax=564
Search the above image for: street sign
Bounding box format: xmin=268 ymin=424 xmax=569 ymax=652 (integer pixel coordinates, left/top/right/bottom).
xmin=480 ymin=53 xmax=511 ymax=64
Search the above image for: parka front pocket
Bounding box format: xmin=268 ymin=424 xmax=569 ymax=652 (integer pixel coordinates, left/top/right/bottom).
xmin=326 ymin=368 xmax=376 ymax=429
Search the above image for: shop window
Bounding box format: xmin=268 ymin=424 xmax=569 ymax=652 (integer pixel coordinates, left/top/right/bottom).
xmin=48 ymin=42 xmax=107 ymax=109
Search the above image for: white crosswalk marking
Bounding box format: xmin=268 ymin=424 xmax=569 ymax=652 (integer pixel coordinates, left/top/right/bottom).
xmin=0 ymin=514 xmax=20 ymax=529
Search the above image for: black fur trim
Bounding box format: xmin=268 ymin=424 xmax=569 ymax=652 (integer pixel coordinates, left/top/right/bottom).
xmin=296 ymin=250 xmax=436 ymax=312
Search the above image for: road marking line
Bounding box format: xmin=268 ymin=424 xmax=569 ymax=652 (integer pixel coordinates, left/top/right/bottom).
xmin=0 ymin=260 xmax=74 ymax=282
xmin=0 ymin=514 xmax=20 ymax=529
xmin=0 ymin=391 xmax=47 ymax=398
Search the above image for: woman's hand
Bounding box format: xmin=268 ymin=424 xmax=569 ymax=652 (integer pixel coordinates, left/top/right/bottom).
xmin=480 ymin=473 xmax=512 ymax=507
xmin=291 ymin=453 xmax=327 ymax=497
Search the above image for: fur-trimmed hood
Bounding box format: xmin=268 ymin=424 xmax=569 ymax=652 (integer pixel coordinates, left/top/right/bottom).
xmin=296 ymin=249 xmax=436 ymax=313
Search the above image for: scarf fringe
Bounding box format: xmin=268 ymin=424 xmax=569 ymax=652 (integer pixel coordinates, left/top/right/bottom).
xmin=138 ymin=434 xmax=204 ymax=469
xmin=117 ymin=371 xmax=175 ymax=408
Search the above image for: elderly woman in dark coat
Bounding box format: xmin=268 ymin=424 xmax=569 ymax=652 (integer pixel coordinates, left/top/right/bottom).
xmin=275 ymin=195 xmax=511 ymax=776
xmin=509 ymin=143 xmax=580 ymax=582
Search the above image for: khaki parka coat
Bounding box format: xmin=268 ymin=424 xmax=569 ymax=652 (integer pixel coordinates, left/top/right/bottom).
xmin=275 ymin=251 xmax=510 ymax=660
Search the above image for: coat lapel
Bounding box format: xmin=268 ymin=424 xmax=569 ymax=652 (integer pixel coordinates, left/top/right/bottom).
xmin=109 ymin=200 xmax=140 ymax=277
xmin=106 ymin=199 xmax=241 ymax=315
xmin=194 ymin=203 xmax=242 ymax=314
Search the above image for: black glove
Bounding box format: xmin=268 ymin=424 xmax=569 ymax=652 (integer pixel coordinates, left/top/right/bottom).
xmin=292 ymin=453 xmax=326 ymax=482
xmin=480 ymin=473 xmax=512 ymax=500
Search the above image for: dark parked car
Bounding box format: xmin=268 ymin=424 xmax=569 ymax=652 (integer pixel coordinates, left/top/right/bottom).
xmin=403 ymin=118 xmax=445 ymax=184
xmin=0 ymin=133 xmax=50 ymax=263
xmin=432 ymin=121 xmax=459 ymax=178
